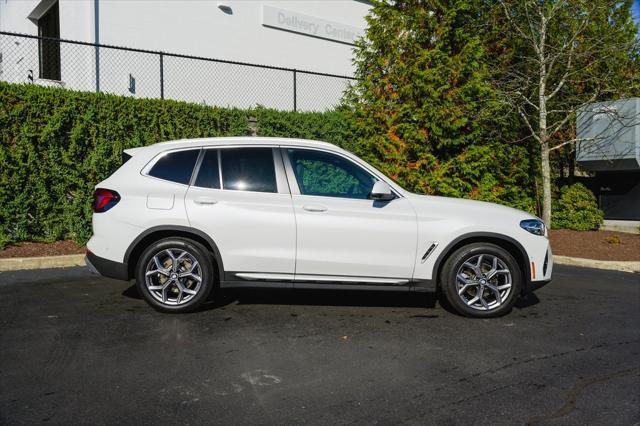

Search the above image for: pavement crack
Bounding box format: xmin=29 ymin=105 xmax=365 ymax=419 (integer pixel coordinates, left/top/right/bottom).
xmin=526 ymin=367 xmax=640 ymax=425
xmin=435 ymin=339 xmax=640 ymax=393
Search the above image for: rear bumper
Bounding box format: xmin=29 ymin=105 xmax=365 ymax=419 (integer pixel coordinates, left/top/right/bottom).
xmin=85 ymin=251 xmax=129 ymax=281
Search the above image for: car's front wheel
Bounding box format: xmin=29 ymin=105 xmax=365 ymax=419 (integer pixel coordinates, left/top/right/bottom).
xmin=135 ymin=238 xmax=215 ymax=313
xmin=440 ymin=243 xmax=522 ymax=318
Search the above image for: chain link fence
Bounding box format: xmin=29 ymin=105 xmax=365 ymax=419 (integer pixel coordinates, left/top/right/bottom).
xmin=0 ymin=31 xmax=356 ymax=112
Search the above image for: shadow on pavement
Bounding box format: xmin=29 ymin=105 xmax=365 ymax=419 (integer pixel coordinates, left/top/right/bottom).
xmin=514 ymin=292 xmax=540 ymax=309
xmin=121 ymin=283 xmax=541 ymax=314
xmin=122 ymin=284 xmax=440 ymax=310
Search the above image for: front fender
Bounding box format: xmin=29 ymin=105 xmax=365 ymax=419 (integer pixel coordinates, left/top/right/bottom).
xmin=415 ymin=231 xmax=530 ymax=283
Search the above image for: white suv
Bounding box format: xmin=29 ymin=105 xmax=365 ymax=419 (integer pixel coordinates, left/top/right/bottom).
xmin=86 ymin=137 xmax=552 ymax=317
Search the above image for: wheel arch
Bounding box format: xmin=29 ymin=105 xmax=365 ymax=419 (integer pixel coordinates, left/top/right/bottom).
xmin=433 ymin=232 xmax=531 ymax=293
xmin=124 ymin=225 xmax=224 ymax=282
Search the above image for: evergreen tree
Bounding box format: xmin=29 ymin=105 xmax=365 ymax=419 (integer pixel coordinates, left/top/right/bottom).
xmin=345 ymin=0 xmax=535 ymax=211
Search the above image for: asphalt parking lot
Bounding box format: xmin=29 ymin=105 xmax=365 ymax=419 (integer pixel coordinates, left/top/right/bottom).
xmin=0 ymin=265 xmax=638 ymax=425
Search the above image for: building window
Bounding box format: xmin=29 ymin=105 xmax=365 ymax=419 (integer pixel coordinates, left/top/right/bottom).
xmin=37 ymin=1 xmax=60 ymax=80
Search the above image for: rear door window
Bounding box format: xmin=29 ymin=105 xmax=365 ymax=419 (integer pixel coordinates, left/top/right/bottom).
xmin=148 ymin=149 xmax=200 ymax=185
xmin=193 ymin=149 xmax=221 ymax=189
xmin=220 ymin=148 xmax=277 ymax=193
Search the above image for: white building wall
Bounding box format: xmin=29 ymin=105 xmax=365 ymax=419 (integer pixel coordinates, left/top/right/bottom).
xmin=0 ymin=0 xmax=369 ymax=111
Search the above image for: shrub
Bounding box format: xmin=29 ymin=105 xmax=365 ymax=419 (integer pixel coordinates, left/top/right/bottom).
xmin=252 ymin=106 xmax=358 ymax=152
xmin=551 ymin=183 xmax=604 ymax=231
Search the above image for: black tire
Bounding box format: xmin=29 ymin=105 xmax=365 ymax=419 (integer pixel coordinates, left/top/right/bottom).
xmin=440 ymin=243 xmax=522 ymax=318
xmin=135 ymin=237 xmax=215 ymax=313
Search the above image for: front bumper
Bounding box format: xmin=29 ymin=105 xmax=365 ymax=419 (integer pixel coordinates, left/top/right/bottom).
xmin=85 ymin=251 xmax=129 ymax=281
xmin=524 ymin=277 xmax=552 ymax=293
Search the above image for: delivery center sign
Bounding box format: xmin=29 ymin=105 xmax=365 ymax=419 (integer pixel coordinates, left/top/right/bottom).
xmin=262 ymin=6 xmax=364 ymax=46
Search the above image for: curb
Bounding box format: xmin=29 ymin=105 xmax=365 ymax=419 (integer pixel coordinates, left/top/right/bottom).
xmin=554 ymin=256 xmax=640 ymax=273
xmin=0 ymin=254 xmax=86 ymax=272
xmin=0 ymin=253 xmax=638 ymax=274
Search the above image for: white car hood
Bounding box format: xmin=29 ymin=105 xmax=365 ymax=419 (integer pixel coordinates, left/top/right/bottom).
xmin=405 ymin=193 xmax=538 ymax=226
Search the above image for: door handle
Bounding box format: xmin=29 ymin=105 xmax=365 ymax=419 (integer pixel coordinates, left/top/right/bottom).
xmin=193 ymin=197 xmax=219 ymax=205
xmin=303 ymin=204 xmax=328 ymax=212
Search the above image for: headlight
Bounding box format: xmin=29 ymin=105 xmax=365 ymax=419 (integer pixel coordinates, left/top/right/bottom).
xmin=520 ymin=219 xmax=546 ymax=236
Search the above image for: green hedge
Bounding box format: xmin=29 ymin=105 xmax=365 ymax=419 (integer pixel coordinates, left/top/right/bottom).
xmin=251 ymin=106 xmax=358 ymax=152
xmin=0 ymin=83 xmax=364 ymax=248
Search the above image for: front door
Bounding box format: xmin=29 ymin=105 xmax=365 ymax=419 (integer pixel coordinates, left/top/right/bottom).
xmin=283 ymin=147 xmax=417 ymax=283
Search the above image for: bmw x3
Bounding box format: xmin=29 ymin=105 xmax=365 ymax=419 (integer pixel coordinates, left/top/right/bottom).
xmin=86 ymin=137 xmax=552 ymax=317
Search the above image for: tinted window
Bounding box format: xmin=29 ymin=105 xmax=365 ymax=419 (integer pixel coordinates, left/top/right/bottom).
xmin=148 ymin=149 xmax=199 ymax=185
xmin=194 ymin=150 xmax=220 ymax=189
xmin=221 ymin=148 xmax=276 ymax=193
xmin=288 ymin=149 xmax=375 ymax=199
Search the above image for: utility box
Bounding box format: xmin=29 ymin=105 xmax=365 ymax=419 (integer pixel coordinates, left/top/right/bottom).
xmin=576 ymin=98 xmax=640 ymax=221
xmin=576 ymin=98 xmax=640 ymax=171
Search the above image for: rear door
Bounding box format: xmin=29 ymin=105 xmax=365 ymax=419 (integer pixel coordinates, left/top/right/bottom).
xmin=185 ymin=146 xmax=296 ymax=282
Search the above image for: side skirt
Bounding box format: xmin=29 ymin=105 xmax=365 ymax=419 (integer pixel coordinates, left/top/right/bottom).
xmin=219 ymin=279 xmax=436 ymax=293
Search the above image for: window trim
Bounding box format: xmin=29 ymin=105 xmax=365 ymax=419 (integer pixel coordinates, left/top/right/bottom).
xmin=281 ymin=146 xmax=401 ymax=200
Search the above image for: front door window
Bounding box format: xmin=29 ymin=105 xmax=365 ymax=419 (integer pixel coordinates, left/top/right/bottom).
xmin=287 ymin=149 xmax=375 ymax=199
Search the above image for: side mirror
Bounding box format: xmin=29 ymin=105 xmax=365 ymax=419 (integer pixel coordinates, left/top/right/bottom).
xmin=370 ymin=181 xmax=395 ymax=201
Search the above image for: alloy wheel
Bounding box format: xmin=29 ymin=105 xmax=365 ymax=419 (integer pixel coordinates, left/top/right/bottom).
xmin=144 ymin=248 xmax=203 ymax=306
xmin=455 ymin=254 xmax=512 ymax=311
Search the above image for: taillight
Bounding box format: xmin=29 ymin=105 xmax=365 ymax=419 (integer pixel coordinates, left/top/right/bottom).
xmin=93 ymin=188 xmax=120 ymax=213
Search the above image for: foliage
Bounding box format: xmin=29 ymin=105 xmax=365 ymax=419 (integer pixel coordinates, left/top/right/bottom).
xmin=344 ymin=0 xmax=536 ymax=212
xmin=0 ymin=82 xmax=249 ymax=248
xmin=0 ymin=84 xmax=365 ymax=249
xmin=251 ymin=106 xmax=358 ymax=152
xmin=603 ymin=235 xmax=621 ymax=244
xmin=551 ymin=183 xmax=604 ymax=230
xmin=489 ymin=0 xmax=640 ymax=224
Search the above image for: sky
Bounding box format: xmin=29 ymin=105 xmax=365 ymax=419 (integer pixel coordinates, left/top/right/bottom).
xmin=633 ymin=0 xmax=640 ymax=27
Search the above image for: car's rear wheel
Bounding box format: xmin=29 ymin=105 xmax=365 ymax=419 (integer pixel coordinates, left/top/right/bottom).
xmin=440 ymin=243 xmax=522 ymax=318
xmin=135 ymin=238 xmax=215 ymax=313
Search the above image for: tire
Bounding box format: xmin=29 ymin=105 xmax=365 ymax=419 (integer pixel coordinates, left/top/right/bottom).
xmin=135 ymin=237 xmax=215 ymax=313
xmin=440 ymin=243 xmax=522 ymax=318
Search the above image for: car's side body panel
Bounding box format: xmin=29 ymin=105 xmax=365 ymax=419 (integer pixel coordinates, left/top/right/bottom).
xmin=185 ymin=187 xmax=297 ymax=276
xmin=88 ymin=151 xmax=192 ymax=264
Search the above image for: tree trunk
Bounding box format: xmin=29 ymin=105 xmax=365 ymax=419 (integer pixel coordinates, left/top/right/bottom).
xmin=538 ymin=17 xmax=550 ymax=226
xmin=541 ymin=141 xmax=551 ymax=226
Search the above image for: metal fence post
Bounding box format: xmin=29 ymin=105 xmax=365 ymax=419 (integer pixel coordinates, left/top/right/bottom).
xmin=94 ymin=0 xmax=100 ymax=92
xmin=293 ymin=69 xmax=297 ymax=112
xmin=159 ymin=52 xmax=164 ymax=99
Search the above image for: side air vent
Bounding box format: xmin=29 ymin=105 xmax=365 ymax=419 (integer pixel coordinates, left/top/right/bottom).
xmin=543 ymin=251 xmax=549 ymax=276
xmin=421 ymin=243 xmax=438 ymax=263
